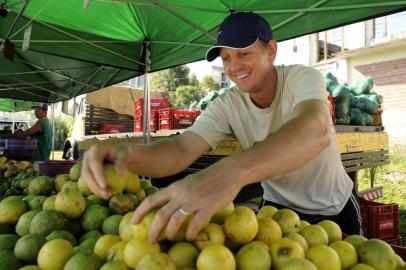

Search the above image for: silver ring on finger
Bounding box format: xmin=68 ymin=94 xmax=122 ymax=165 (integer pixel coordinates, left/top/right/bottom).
xmin=178 ymin=207 xmax=190 ymax=216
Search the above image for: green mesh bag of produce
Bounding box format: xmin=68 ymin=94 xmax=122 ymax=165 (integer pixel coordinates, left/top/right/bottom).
xmin=324 ymin=72 xmax=338 ymax=82
xmin=197 ymin=90 xmax=219 ymax=111
xmin=349 ymin=108 xmax=366 ymax=125
xmin=354 ymin=96 xmax=378 ymax=114
xmin=359 ymin=93 xmax=382 ymax=106
xmin=363 ymin=112 xmax=374 ymax=126
xmin=325 ymin=79 xmax=338 ymax=95
xmin=217 ymin=88 xmax=230 ymax=96
xmin=335 ymin=101 xmax=350 ymax=119
xmin=349 ymin=93 xmax=357 ymax=107
xmin=350 ymin=76 xmax=374 ymax=95
xmin=333 ymin=84 xmax=351 ymax=120
xmin=332 ymin=84 xmax=351 ymax=103
xmin=336 ymin=114 xmax=351 ymax=125
xmin=189 ymin=100 xmax=198 ymax=111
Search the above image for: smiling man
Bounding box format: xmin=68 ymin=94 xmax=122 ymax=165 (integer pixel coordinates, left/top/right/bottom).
xmin=81 ymin=12 xmax=362 ymax=244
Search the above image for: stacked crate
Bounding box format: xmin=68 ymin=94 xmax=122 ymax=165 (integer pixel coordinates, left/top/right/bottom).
xmin=134 ymin=98 xmax=169 ymax=132
xmin=158 ymin=108 xmax=196 ymax=130
xmin=359 ymin=197 xmax=401 ymax=245
xmin=99 ymin=122 xmax=126 ymax=134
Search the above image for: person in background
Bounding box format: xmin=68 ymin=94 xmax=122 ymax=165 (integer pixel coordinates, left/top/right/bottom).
xmin=81 ymin=12 xmax=362 ymax=243
xmin=1 ymin=103 xmax=52 ymax=161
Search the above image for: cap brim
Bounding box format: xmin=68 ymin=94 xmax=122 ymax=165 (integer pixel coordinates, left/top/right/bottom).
xmin=205 ymin=47 xmax=220 ymax=62
xmin=205 ymin=37 xmax=259 ymax=62
xmin=31 ymin=106 xmax=47 ymax=110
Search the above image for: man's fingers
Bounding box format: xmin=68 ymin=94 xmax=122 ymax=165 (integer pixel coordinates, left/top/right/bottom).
xmin=165 ymin=205 xmax=194 ymax=241
xmin=185 ymin=208 xmax=214 ymax=241
xmin=131 ymin=189 xmax=170 ymax=224
xmin=86 ymin=146 xmax=114 ymax=190
xmin=148 ymin=201 xmax=184 ymax=243
xmin=84 ymin=173 xmax=110 ymax=199
xmin=81 ymin=145 xmax=114 ymax=198
xmin=81 ymin=154 xmax=106 ymax=198
xmin=90 ymin=161 xmax=107 ymax=190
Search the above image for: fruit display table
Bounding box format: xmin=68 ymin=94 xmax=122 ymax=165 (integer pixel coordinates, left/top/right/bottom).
xmin=0 ymin=145 xmax=405 ymax=269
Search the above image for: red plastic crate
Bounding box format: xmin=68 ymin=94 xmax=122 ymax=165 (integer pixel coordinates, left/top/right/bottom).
xmin=359 ymin=197 xmax=400 ymax=239
xmin=328 ymin=95 xmax=336 ymax=124
xmin=193 ymin=110 xmax=202 ymax=120
xmin=134 ymin=110 xmax=157 ymax=121
xmin=158 ymin=108 xmax=195 ymax=130
xmin=134 ymin=111 xmax=158 ymax=132
xmin=134 ymin=97 xmax=169 ymax=112
xmin=134 ymin=120 xmax=157 ymax=132
xmin=99 ymin=122 xmax=126 ymax=134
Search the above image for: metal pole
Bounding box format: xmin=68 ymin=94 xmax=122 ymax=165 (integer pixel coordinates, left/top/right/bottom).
xmin=142 ymin=41 xmax=151 ymax=144
xmin=11 ymin=101 xmax=15 ymax=133
xmin=51 ymin=103 xmax=55 ymax=160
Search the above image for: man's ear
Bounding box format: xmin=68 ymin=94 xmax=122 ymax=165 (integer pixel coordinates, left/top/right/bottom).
xmin=267 ymin=40 xmax=277 ymax=61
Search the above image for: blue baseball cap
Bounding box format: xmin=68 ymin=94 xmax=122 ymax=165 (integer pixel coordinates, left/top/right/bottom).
xmin=206 ymin=12 xmax=273 ymax=62
xmin=31 ymin=103 xmax=48 ymax=111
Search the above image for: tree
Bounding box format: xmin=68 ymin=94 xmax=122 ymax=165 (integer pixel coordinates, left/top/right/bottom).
xmin=150 ymin=65 xmax=190 ymax=94
xmin=170 ymin=85 xmax=203 ymax=109
xmin=189 ymin=74 xmax=200 ymax=86
xmin=201 ymin=75 xmax=220 ymax=91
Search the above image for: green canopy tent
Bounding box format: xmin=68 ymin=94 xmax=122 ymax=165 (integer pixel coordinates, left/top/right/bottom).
xmin=0 ymin=98 xmax=34 ymax=112
xmin=1 ymin=0 xmax=405 ymax=104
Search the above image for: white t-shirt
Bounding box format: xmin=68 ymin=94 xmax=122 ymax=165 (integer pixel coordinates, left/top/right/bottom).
xmin=189 ymin=64 xmax=353 ymax=215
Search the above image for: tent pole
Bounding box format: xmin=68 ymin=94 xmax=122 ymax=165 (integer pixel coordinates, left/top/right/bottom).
xmin=51 ymin=103 xmax=55 ymax=160
xmin=142 ymin=41 xmax=151 ymax=144
xmin=11 ymin=101 xmax=15 ymax=133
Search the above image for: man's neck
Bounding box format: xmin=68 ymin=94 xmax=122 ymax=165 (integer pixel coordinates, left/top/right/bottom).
xmin=249 ymin=67 xmax=278 ymax=109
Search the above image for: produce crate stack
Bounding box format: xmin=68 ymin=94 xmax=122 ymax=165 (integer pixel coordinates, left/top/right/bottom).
xmin=134 ymin=97 xmax=169 ymax=132
xmin=134 ymin=110 xmax=159 ymax=132
xmin=359 ymin=197 xmax=402 ymax=245
xmin=158 ymin=108 xmax=198 ymax=130
xmin=98 ymin=122 xmax=127 ymax=134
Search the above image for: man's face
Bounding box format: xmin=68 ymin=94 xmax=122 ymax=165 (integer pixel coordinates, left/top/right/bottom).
xmin=220 ymin=40 xmax=276 ymax=94
xmin=34 ymin=108 xmax=44 ymax=118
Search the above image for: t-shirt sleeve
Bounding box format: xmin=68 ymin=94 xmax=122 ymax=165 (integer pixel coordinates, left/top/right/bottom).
xmin=187 ymin=98 xmax=232 ymax=150
xmin=288 ymin=65 xmax=328 ymax=108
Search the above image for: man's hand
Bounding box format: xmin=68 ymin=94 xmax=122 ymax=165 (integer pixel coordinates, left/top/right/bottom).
xmin=131 ymin=164 xmax=243 ymax=244
xmin=81 ymin=144 xmax=134 ymax=199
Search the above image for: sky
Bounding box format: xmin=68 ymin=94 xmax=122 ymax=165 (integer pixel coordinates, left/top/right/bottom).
xmin=188 ymin=57 xmax=223 ymax=81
